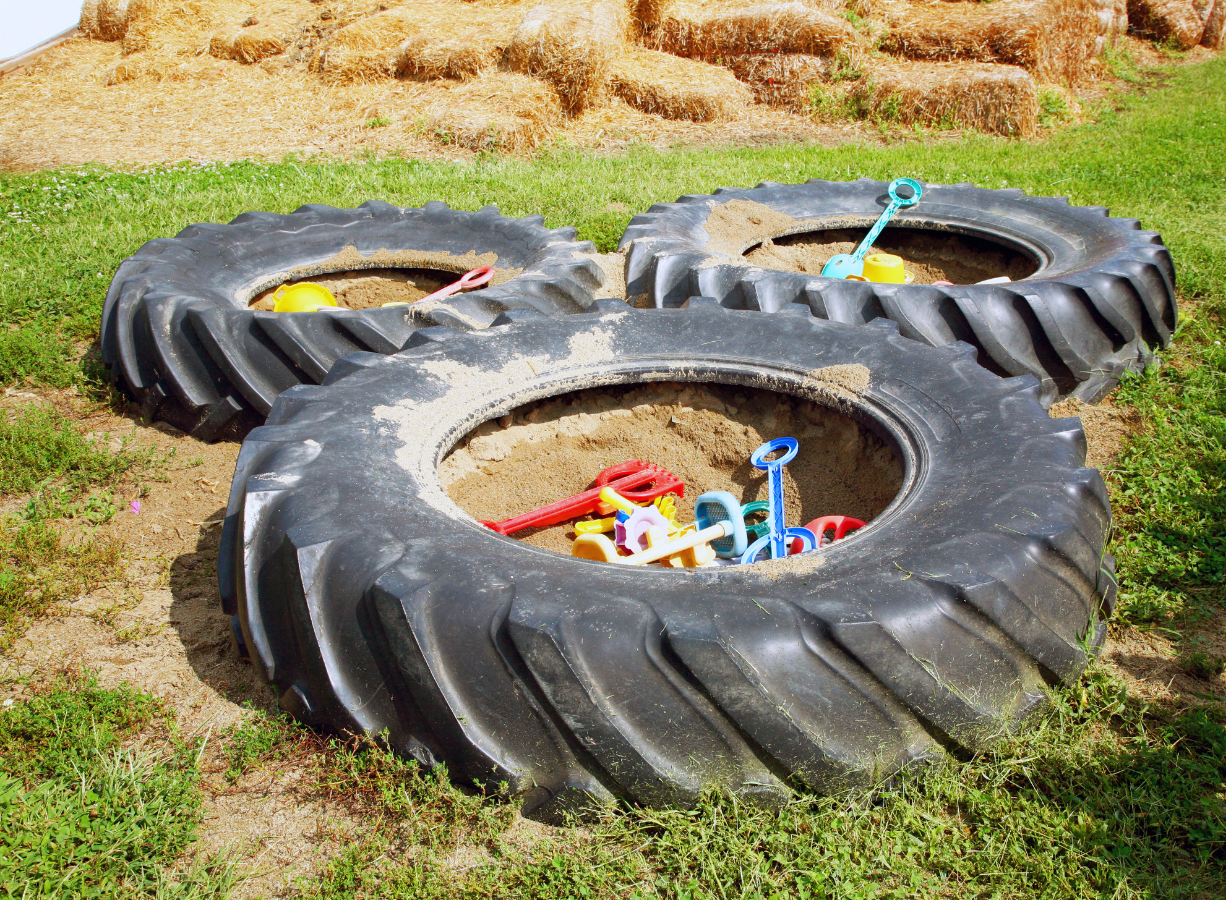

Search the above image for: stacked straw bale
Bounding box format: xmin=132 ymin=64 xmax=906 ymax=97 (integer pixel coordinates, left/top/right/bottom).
xmin=317 ymin=7 xmax=421 ymax=80
xmin=880 ymin=0 xmax=1100 ymax=85
xmin=504 ymin=1 xmax=630 ymax=113
xmin=645 ymin=2 xmax=861 ymax=60
xmin=80 ymin=0 xmax=156 ymax=42
xmin=721 ymin=53 xmax=836 ymax=109
xmin=210 ymin=24 xmax=288 ymax=63
xmin=320 ymin=1 xmax=516 ymax=82
xmin=1204 ymin=0 xmax=1226 ymax=48
xmin=1127 ymin=0 xmax=1206 ymax=48
xmin=856 ymin=60 xmax=1039 ymax=137
xmin=425 ymin=72 xmax=564 ymax=152
xmin=103 ymin=55 xmax=228 ymax=85
xmin=608 ymin=49 xmax=751 ymax=120
xmin=1090 ymin=0 xmax=1129 ymax=53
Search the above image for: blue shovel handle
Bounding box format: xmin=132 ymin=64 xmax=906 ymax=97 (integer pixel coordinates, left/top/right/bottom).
xmin=738 ymin=438 xmax=799 ymax=563
xmin=820 ymin=177 xmax=922 ymax=279
xmin=851 ymin=177 xmax=923 ymax=262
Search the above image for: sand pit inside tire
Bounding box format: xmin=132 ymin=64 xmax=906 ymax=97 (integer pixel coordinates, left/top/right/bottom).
xmin=441 ymin=382 xmax=903 ymax=557
xmin=744 ymin=227 xmax=1040 ymax=285
xmin=249 ymin=267 xmax=474 ymax=309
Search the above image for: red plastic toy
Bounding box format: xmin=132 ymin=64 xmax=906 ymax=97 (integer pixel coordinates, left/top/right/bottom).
xmin=790 ymin=515 xmax=867 ymax=554
xmin=481 ymin=460 xmax=684 ymax=536
xmin=418 ymin=266 xmax=495 ymax=303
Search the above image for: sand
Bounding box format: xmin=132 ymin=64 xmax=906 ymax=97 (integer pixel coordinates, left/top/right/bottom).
xmin=744 ymin=227 xmax=1040 ymax=284
xmin=249 ymin=267 xmax=463 ymax=309
xmin=442 ymin=381 xmax=903 ymax=559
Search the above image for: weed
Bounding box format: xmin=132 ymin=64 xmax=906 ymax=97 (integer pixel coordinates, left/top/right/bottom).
xmin=365 ymin=117 xmax=391 ymax=129
xmin=0 ymin=404 xmax=150 ymax=498
xmin=1038 ymin=85 xmax=1073 ymax=128
xmin=0 ymin=671 xmax=225 ymax=897
xmin=1181 ymin=650 xmax=1226 ymax=681
xmin=0 ymin=517 xmax=123 ymax=649
xmin=0 ymin=326 xmax=77 ymax=389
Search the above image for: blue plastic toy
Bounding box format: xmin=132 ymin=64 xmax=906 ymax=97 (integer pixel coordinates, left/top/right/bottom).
xmin=739 ymin=438 xmax=815 ymax=564
xmin=693 ymin=491 xmax=751 ymax=559
xmin=821 ymin=178 xmax=923 ymax=280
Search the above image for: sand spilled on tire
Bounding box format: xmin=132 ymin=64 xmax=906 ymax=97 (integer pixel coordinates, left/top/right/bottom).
xmin=442 ymin=381 xmax=902 ymax=557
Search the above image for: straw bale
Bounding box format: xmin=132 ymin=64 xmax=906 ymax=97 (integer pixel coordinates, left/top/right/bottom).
xmin=857 ymin=60 xmax=1039 ymax=137
xmin=608 ymin=48 xmax=750 ymax=120
xmin=1204 ymin=0 xmax=1226 ymax=47
xmin=722 ymin=52 xmax=836 ymax=109
xmin=1127 ymin=0 xmax=1206 ymax=47
xmin=880 ymin=0 xmax=1100 ymax=84
xmin=504 ymin=1 xmax=630 ymax=113
xmin=633 ymin=0 xmax=677 ymax=28
xmin=317 ymin=7 xmax=420 ymax=80
xmin=104 ymin=53 xmax=228 ymax=85
xmin=647 ymin=2 xmax=860 ymax=59
xmin=80 ymin=0 xmax=156 ymax=42
xmin=210 ymin=25 xmax=288 ymax=64
xmin=425 ymin=72 xmax=563 ymax=152
xmin=395 ymin=5 xmax=521 ymax=81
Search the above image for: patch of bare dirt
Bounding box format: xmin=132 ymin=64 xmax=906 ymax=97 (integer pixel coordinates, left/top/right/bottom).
xmin=1103 ymin=610 xmax=1226 ymax=709
xmin=1050 ymin=394 xmax=1142 ymax=469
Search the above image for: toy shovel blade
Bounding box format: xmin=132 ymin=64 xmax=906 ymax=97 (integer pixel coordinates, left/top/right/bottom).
xmin=821 ymin=253 xmax=864 ymax=279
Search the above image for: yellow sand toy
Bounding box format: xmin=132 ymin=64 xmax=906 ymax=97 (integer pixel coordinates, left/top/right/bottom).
xmin=271 ymin=282 xmax=338 ymax=312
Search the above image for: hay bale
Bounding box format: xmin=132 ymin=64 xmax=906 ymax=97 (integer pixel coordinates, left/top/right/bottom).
xmin=209 ymin=24 xmax=288 ymax=64
xmin=425 ymin=72 xmax=564 ymax=152
xmin=395 ymin=5 xmax=520 ymax=81
xmin=722 ymin=53 xmax=837 ymax=109
xmin=880 ymin=0 xmax=1100 ymax=84
xmin=80 ymin=0 xmax=159 ymax=43
xmin=1126 ymin=0 xmax=1205 ymax=47
xmin=504 ymin=1 xmax=629 ymax=113
xmin=856 ymin=60 xmax=1038 ymax=137
xmin=104 ymin=53 xmax=227 ymax=85
xmin=1204 ymin=0 xmax=1226 ymax=46
xmin=647 ymin=2 xmax=860 ymax=59
xmin=318 ymin=7 xmax=421 ymax=80
xmin=608 ymin=48 xmax=750 ymax=120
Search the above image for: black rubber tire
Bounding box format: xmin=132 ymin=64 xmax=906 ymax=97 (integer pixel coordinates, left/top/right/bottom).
xmin=619 ymin=178 xmax=1177 ymax=406
xmin=218 ymin=301 xmax=1116 ymax=820
xmin=101 ymin=201 xmax=604 ymax=440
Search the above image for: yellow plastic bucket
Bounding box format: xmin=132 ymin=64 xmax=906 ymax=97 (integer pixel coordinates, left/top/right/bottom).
xmin=861 ymin=253 xmax=907 ymax=284
xmin=271 ymin=282 xmax=338 ymax=312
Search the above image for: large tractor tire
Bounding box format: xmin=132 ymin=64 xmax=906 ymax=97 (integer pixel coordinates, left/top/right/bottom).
xmin=619 ymin=178 xmax=1177 ymax=405
xmin=101 ymin=201 xmax=603 ymax=440
xmin=218 ymin=301 xmax=1116 ymax=821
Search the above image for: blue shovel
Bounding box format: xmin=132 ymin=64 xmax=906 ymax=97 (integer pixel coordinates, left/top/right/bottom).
xmin=820 ymin=177 xmax=923 ymax=280
xmin=739 ymin=438 xmax=815 ymax=565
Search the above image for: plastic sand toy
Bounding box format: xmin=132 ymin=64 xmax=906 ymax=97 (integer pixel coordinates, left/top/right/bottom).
xmin=271 ymin=282 xmax=338 ymax=312
xmin=481 ymin=461 xmax=682 ymax=536
xmin=739 ymin=438 xmax=815 ymax=564
xmin=821 ymin=177 xmax=923 ymax=280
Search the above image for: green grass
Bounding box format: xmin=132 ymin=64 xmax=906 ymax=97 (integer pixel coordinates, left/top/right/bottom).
xmin=0 ymin=671 xmax=233 ymax=898
xmin=0 ymin=52 xmax=1223 ymax=900
xmin=0 ymin=404 xmax=149 ymax=498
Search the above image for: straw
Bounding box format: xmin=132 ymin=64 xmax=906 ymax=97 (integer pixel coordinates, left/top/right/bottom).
xmin=1126 ymin=0 xmax=1207 ymax=48
xmin=879 ymin=0 xmax=1101 ymax=85
xmin=425 ymin=71 xmax=564 ymax=152
xmin=608 ymin=48 xmax=750 ymax=120
xmin=856 ymin=59 xmax=1039 ymax=137
xmin=504 ymin=1 xmax=630 ymax=113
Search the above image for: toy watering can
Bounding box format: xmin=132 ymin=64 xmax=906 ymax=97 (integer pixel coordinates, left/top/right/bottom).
xmin=821 ymin=178 xmax=923 ymax=280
